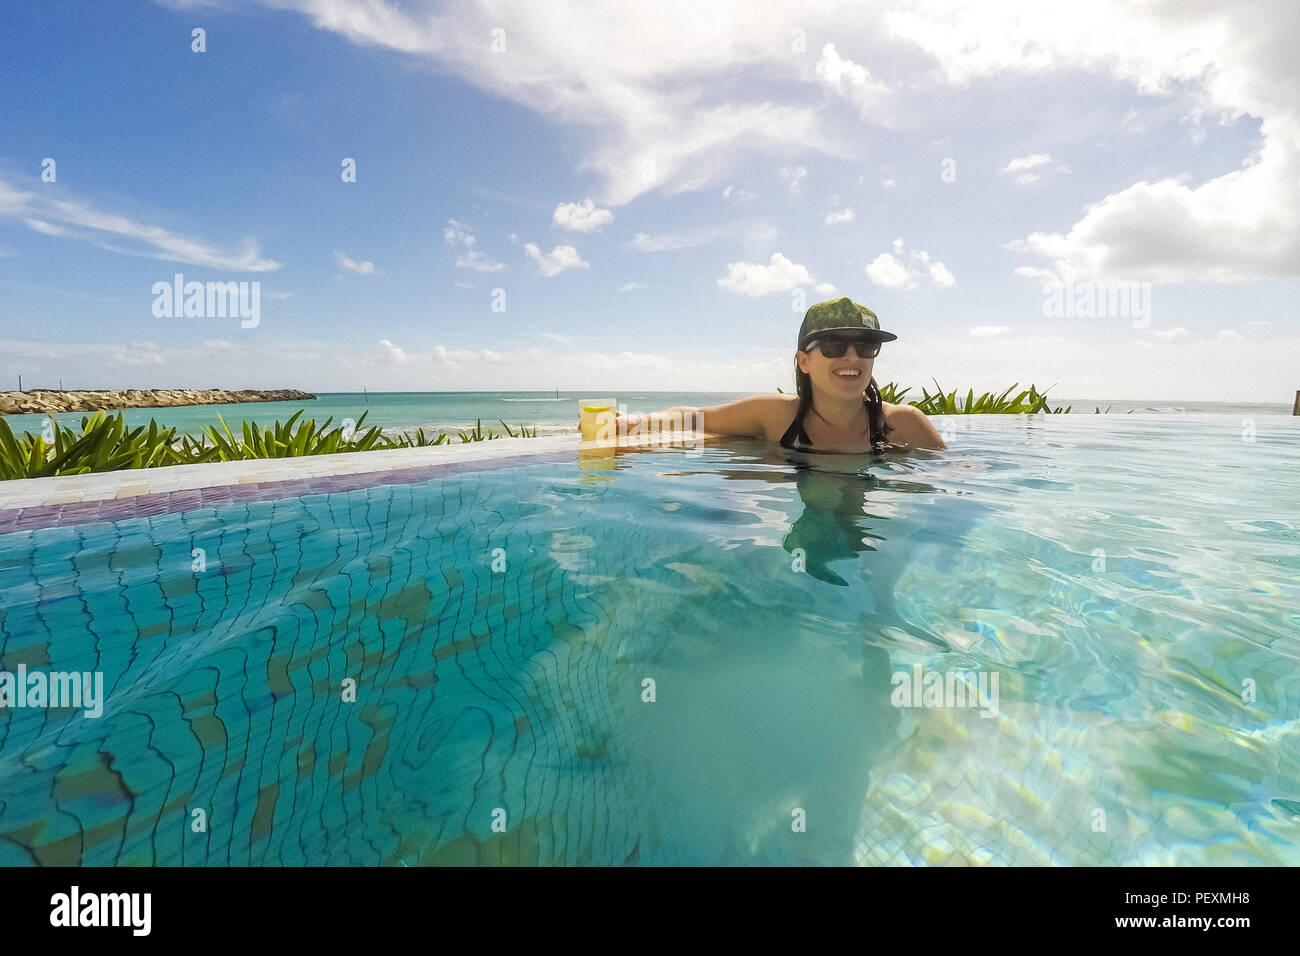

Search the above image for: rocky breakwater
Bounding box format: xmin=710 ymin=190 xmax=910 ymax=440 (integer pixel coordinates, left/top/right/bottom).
xmin=0 ymin=388 xmax=317 ymax=415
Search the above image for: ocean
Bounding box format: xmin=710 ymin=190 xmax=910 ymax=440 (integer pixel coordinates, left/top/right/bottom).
xmin=1 ymin=391 xmax=1293 ymax=439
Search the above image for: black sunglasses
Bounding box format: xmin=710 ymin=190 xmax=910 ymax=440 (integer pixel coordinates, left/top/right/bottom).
xmin=805 ymin=336 xmax=881 ymax=359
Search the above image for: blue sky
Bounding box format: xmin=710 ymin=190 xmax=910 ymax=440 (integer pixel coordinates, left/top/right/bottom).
xmin=2 ymin=0 xmax=1297 ymax=401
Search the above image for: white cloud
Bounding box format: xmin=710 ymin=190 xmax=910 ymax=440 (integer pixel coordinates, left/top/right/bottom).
xmin=524 ymin=242 xmax=589 ymax=277
xmin=23 ymin=218 xmax=70 ymax=236
xmin=335 ymin=251 xmax=376 ymax=274
xmin=925 ymin=261 xmax=956 ymax=287
xmin=885 ymin=0 xmax=1300 ymax=283
xmin=255 ymin=1 xmax=859 ymax=207
xmin=1217 ymin=328 xmax=1246 ymax=341
xmin=741 ymin=221 xmax=780 ymax=257
xmin=629 ymin=222 xmax=752 ymax=252
xmin=378 ymin=338 xmax=410 ymax=363
xmin=722 ymin=183 xmax=756 ymax=201
xmin=865 ymin=238 xmax=956 ymax=290
xmin=632 ymin=232 xmax=680 ymax=252
xmin=1000 ymin=156 xmax=1059 ymax=185
xmin=1152 ymin=327 xmax=1190 ymax=341
xmin=866 ymin=252 xmax=912 ymax=290
xmin=925 ymin=257 xmax=956 ymax=288
xmin=616 ymin=281 xmax=648 ymax=292
xmin=1001 ymin=153 xmax=1052 ymax=174
xmin=814 ymin=282 xmax=838 ymax=295
xmin=815 ymin=42 xmax=892 ymax=116
xmin=1013 ymin=265 xmax=1059 ymax=281
xmin=716 ymin=252 xmax=814 ymax=296
xmin=8 ymin=328 xmax=1297 ymax=400
xmin=0 ymin=338 xmax=168 ymax=371
xmin=553 ymin=199 xmax=614 ymax=232
xmin=576 ymin=350 xmax=675 ymax=371
xmin=825 ymin=208 xmax=856 ymax=225
xmin=780 ymin=166 xmax=807 ymax=192
xmin=444 ymin=219 xmax=506 ymax=272
xmin=970 ymin=325 xmax=1012 ymax=337
xmin=0 ymin=177 xmax=280 ymax=271
xmin=425 ymin=342 xmax=673 ymax=377
xmin=535 ymin=330 xmax=576 ymax=347
xmin=998 ymin=154 xmax=1071 ymax=185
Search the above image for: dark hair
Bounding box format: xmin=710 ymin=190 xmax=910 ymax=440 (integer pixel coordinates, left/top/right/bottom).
xmin=792 ymin=354 xmax=894 ymax=452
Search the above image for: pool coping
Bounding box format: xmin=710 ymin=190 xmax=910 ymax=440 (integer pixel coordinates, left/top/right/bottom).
xmin=0 ymin=434 xmax=589 ymax=535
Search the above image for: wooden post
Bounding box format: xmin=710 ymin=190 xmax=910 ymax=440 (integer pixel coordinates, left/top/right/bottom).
xmin=1294 ymin=390 xmax=1300 ymax=415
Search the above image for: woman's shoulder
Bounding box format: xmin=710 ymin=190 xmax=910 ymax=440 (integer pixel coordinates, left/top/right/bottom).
xmin=765 ymin=393 xmax=802 ymax=429
xmin=881 ymin=402 xmax=947 ymax=449
xmin=881 ymin=400 xmax=921 ymax=436
xmin=747 ymin=393 xmax=801 ymax=441
xmin=882 ymin=401 xmax=919 ymax=420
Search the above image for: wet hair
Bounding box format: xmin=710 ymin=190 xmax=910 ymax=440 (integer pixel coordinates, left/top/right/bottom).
xmin=792 ymin=352 xmax=894 ymax=451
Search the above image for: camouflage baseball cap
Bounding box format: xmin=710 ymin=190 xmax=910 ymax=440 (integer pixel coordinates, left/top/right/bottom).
xmin=797 ymin=297 xmax=897 ymax=351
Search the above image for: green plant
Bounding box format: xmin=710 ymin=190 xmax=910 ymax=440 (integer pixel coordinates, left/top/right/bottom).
xmin=908 ymin=380 xmax=1070 ymax=414
xmin=455 ymin=418 xmax=506 ymax=442
xmin=0 ymin=411 xmax=198 ymax=479
xmin=389 ymin=427 xmax=451 ymax=447
xmin=192 ymin=410 xmax=398 ymax=460
xmin=877 ymin=382 xmax=911 ymax=404
xmin=496 ymin=419 xmax=538 ymax=438
xmin=778 ymin=380 xmax=1078 ymax=413
xmin=782 ymin=380 xmax=1077 ymax=414
xmin=0 ymin=408 xmax=542 ymax=480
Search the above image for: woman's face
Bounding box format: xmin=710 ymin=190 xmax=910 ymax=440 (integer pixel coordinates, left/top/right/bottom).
xmin=796 ymin=337 xmax=878 ymax=396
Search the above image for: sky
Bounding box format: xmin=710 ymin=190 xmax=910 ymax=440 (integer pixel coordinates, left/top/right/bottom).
xmin=1 ymin=0 xmax=1298 ymax=402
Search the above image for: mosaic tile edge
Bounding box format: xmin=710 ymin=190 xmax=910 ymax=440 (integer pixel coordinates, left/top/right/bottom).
xmin=0 ymin=442 xmax=580 ymax=535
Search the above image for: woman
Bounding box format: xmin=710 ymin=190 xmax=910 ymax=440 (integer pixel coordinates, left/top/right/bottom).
xmin=619 ymin=297 xmax=947 ymax=453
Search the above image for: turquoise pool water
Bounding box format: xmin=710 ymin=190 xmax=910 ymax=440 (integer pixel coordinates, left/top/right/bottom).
xmin=1 ymin=413 xmax=1298 ymax=865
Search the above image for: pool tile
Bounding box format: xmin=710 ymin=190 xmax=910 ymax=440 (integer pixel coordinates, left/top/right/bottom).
xmin=0 ymin=437 xmax=580 ymax=533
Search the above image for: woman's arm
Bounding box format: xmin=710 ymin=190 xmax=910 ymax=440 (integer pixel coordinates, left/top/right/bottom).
xmin=617 ymin=395 xmax=776 ymax=439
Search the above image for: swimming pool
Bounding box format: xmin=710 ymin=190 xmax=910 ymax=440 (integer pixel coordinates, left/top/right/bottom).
xmin=1 ymin=413 xmax=1297 ymax=865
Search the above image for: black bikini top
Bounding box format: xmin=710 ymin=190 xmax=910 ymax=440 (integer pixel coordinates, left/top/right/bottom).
xmin=780 ymin=393 xmax=882 ymax=453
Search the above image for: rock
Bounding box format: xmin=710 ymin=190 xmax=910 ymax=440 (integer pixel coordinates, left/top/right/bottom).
xmin=0 ymin=388 xmax=318 ymax=415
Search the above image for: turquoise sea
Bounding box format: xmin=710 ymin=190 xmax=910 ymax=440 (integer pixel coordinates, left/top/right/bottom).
xmin=3 ymin=391 xmax=1293 ymax=439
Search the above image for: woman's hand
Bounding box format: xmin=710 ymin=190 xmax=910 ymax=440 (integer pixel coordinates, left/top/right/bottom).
xmin=576 ymin=412 xmax=636 ymax=433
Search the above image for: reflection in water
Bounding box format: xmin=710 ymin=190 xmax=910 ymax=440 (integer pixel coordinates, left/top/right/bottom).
xmin=644 ymin=437 xmax=988 ymax=650
xmin=588 ymin=436 xmax=997 ymax=861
